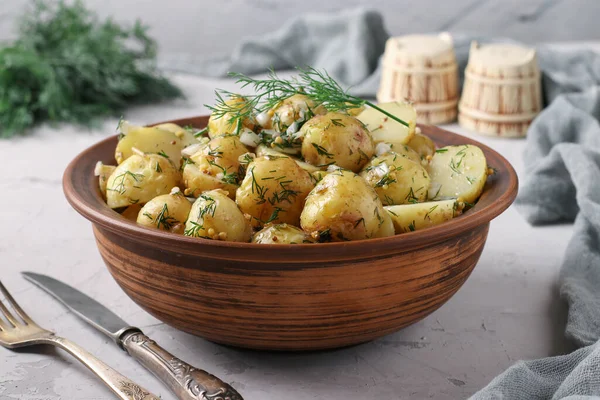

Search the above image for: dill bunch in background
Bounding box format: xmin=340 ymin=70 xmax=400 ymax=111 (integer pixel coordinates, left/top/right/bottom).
xmin=0 ymin=0 xmax=182 ymax=138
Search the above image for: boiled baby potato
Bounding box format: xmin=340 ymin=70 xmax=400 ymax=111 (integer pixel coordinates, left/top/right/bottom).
xmin=94 ymin=162 xmax=116 ymax=199
xmin=236 ymin=156 xmax=315 ymax=227
xmin=407 ymin=129 xmax=436 ymax=161
xmin=428 ymin=145 xmax=488 ymax=204
xmin=252 ymin=224 xmax=312 ymax=244
xmin=106 ymin=152 xmax=180 ymax=209
xmin=207 ymin=96 xmax=256 ymax=138
xmin=377 ymin=142 xmax=422 ymax=164
xmin=301 ymin=112 xmax=374 ymax=172
xmin=255 ymin=144 xmax=321 ymax=173
xmin=154 ymin=123 xmax=199 ymax=148
xmin=385 ymin=199 xmax=460 ymax=234
xmin=300 ymin=169 xmax=394 ymax=242
xmin=184 ymin=189 xmax=252 ymax=242
xmin=360 ymin=153 xmax=430 ymax=206
xmin=116 ymin=124 xmax=183 ymax=169
xmin=182 ymin=135 xmax=249 ymax=198
xmin=357 ymin=101 xmax=417 ymax=148
xmin=260 ymin=93 xmax=326 ymax=131
xmin=136 ymin=188 xmax=192 ymax=234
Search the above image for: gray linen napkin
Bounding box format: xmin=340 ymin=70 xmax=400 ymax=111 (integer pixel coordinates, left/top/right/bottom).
xmin=163 ymin=9 xmax=600 ymax=399
xmin=473 ymin=79 xmax=600 ymax=400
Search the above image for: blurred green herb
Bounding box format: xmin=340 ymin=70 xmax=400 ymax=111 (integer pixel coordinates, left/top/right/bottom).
xmin=0 ymin=0 xmax=182 ymax=138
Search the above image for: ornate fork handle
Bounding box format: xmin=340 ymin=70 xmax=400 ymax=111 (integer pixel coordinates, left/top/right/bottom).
xmin=44 ymin=336 xmax=160 ymax=400
xmin=122 ymin=332 xmax=243 ymax=400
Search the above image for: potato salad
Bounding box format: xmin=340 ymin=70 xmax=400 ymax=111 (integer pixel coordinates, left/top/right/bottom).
xmin=97 ymin=79 xmax=492 ymax=243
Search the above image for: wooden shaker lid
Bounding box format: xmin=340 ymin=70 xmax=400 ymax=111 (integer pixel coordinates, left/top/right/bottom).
xmin=466 ymin=42 xmax=539 ymax=78
xmin=383 ymin=33 xmax=456 ymax=69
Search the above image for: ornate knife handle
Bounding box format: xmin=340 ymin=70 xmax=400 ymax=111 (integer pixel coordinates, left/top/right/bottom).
xmin=121 ymin=331 xmax=243 ymax=400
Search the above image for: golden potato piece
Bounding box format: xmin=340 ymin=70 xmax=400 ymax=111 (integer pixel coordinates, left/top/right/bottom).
xmin=184 ymin=189 xmax=252 ymax=242
xmin=94 ymin=162 xmax=116 ymax=200
xmin=360 ymin=153 xmax=430 ymax=206
xmin=115 ymin=125 xmax=183 ymax=168
xmin=428 ymin=145 xmax=488 ymax=204
xmin=236 ymin=156 xmax=315 ymax=227
xmin=136 ymin=189 xmax=192 ymax=234
xmin=154 ymin=123 xmax=200 ymax=148
xmin=106 ymin=153 xmax=180 ymax=209
xmin=301 ymin=112 xmax=374 ymax=172
xmin=357 ymin=101 xmax=416 ymax=147
xmin=252 ymin=224 xmax=312 ymax=244
xmin=261 ymin=93 xmax=326 ymax=132
xmin=255 ymin=144 xmax=322 ymax=173
xmin=182 ymin=135 xmax=249 ymax=198
xmin=207 ymin=96 xmax=256 ymax=138
xmin=407 ymin=130 xmax=436 ymax=161
xmin=384 ymin=143 xmax=422 ymax=164
xmin=386 ymin=199 xmax=460 ymax=234
xmin=300 ymin=169 xmax=394 ymax=242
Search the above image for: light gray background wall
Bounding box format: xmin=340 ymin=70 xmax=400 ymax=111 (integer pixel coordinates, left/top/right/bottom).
xmin=1 ymin=0 xmax=599 ymax=59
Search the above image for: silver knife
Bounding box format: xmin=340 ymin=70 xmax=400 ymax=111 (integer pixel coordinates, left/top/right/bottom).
xmin=22 ymin=272 xmax=243 ymax=400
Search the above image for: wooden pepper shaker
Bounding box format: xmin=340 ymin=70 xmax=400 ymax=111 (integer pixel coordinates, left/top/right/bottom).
xmin=377 ymin=33 xmax=459 ymax=125
xmin=458 ymin=41 xmax=542 ymax=137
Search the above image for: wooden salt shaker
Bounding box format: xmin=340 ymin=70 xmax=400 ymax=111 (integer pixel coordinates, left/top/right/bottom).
xmin=458 ymin=42 xmax=542 ymax=137
xmin=377 ymin=33 xmax=459 ymax=125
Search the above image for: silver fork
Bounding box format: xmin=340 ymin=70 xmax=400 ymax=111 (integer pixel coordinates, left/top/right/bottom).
xmin=0 ymin=281 xmax=160 ymax=400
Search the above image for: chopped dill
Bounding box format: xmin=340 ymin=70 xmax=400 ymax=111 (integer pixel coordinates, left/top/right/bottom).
xmin=311 ymin=143 xmax=334 ymax=158
xmin=107 ymin=170 xmax=144 ymax=195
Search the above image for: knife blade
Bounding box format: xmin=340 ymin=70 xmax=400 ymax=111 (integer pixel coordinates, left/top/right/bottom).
xmin=23 ymin=272 xmax=243 ymax=400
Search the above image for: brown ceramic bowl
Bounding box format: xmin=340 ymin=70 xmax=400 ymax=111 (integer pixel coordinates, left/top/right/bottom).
xmin=63 ymin=116 xmax=517 ymax=351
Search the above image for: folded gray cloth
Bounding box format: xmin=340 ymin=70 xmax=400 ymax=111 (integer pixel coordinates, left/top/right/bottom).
xmin=473 ymin=87 xmax=600 ymax=399
xmin=164 ymin=9 xmax=600 ymax=399
xmin=160 ymin=7 xmax=387 ymax=97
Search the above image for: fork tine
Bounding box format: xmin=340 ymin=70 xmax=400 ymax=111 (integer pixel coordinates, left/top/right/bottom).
xmin=0 ymin=312 xmax=7 ymax=330
xmin=0 ymin=297 xmax=19 ymax=327
xmin=0 ymin=281 xmax=32 ymax=325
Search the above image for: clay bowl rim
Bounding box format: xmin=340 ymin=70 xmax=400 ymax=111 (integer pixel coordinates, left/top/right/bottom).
xmin=63 ymin=116 xmax=518 ymax=262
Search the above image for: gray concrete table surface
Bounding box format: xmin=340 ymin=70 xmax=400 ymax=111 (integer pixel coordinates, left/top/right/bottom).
xmin=0 ymin=43 xmax=596 ymax=398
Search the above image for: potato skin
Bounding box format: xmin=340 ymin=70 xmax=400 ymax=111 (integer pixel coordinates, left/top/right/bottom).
xmin=388 ymin=143 xmax=422 ymax=164
xmin=182 ymin=135 xmax=249 ymax=198
xmin=106 ymin=154 xmax=180 ymax=209
xmin=184 ymin=189 xmax=252 ymax=242
xmin=255 ymin=144 xmax=322 ymax=173
xmin=360 ymin=153 xmax=430 ymax=206
xmin=236 ymin=156 xmax=315 ymax=227
xmin=301 ymin=112 xmax=374 ymax=172
xmin=407 ymin=131 xmax=436 ymax=161
xmin=252 ymin=224 xmax=312 ymax=244
xmin=115 ymin=126 xmax=183 ymax=168
xmin=136 ymin=190 xmax=192 ymax=234
xmin=95 ymin=162 xmax=116 ymax=199
xmin=207 ymin=96 xmax=256 ymax=138
xmin=300 ymin=169 xmax=394 ymax=241
xmin=153 ymin=123 xmax=199 ymax=148
xmin=264 ymin=94 xmax=326 ymax=131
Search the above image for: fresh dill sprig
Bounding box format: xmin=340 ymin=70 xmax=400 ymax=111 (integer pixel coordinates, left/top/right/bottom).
xmin=206 ymin=67 xmax=408 ymax=130
xmin=311 ymin=143 xmax=334 ymax=158
xmin=184 ymin=221 xmax=206 ymax=238
xmin=155 ymin=204 xmax=178 ymax=230
xmin=106 ymin=170 xmax=144 ymax=195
